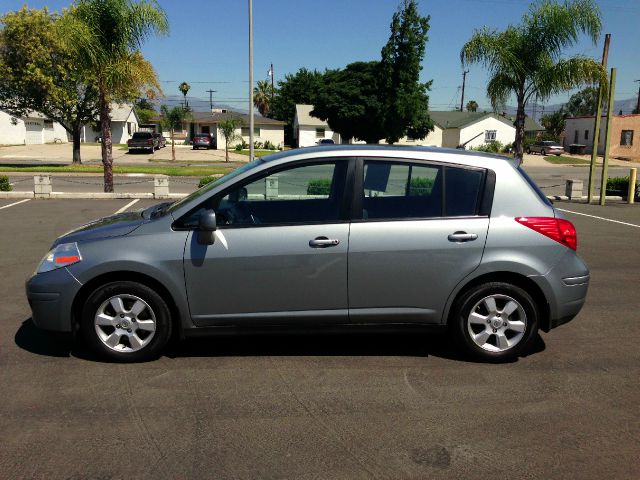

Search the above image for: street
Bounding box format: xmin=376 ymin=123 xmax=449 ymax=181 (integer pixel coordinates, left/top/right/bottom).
xmin=0 ymin=198 xmax=638 ymax=479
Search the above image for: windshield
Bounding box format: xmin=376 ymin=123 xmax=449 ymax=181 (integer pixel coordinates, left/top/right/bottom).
xmin=132 ymin=132 xmax=152 ymax=139
xmin=166 ymin=159 xmax=265 ymax=214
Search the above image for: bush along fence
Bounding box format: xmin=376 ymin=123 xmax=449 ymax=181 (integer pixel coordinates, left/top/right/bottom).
xmin=0 ymin=176 xmax=12 ymax=192
xmin=606 ymin=176 xmax=640 ymax=202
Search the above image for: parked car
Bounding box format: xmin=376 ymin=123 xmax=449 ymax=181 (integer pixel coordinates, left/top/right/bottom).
xmin=26 ymin=146 xmax=589 ymax=362
xmin=317 ymin=138 xmax=335 ymax=145
xmin=527 ymin=141 xmax=564 ymax=156
xmin=153 ymin=133 xmax=167 ymax=149
xmin=127 ymin=131 xmax=158 ymax=153
xmin=192 ymin=133 xmax=216 ymax=150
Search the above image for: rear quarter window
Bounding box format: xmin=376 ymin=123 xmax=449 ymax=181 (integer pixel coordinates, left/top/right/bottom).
xmin=518 ymin=167 xmax=553 ymax=206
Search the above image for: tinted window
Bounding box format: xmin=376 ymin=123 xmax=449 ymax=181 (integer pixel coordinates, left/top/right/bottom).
xmin=445 ymin=167 xmax=484 ymax=216
xmin=361 ymin=161 xmax=443 ymax=219
xmin=132 ymin=132 xmax=152 ymax=139
xmin=177 ymin=161 xmax=346 ymax=228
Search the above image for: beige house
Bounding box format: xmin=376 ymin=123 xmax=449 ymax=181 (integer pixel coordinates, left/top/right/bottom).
xmin=188 ymin=111 xmax=285 ymax=148
xmin=564 ymin=114 xmax=639 ymax=160
xmin=293 ymin=105 xmax=341 ymax=147
xmin=81 ymin=103 xmax=139 ymax=143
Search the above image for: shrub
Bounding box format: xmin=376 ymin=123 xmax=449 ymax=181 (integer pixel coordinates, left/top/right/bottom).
xmin=263 ymin=140 xmax=276 ymax=150
xmin=606 ymin=176 xmax=640 ymax=201
xmin=198 ymin=176 xmax=217 ymax=188
xmin=307 ymin=179 xmax=332 ymax=196
xmin=472 ymin=141 xmax=503 ymax=153
xmin=0 ymin=176 xmax=11 ymax=191
xmin=241 ymin=138 xmax=248 ymax=149
xmin=253 ymin=140 xmax=263 ymax=149
xmin=501 ymin=142 xmax=513 ymax=153
xmin=408 ymin=177 xmax=434 ymax=196
xmin=234 ymin=144 xmax=242 ymax=152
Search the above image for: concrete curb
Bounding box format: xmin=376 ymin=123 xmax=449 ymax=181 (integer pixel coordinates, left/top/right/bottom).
xmin=547 ymin=195 xmax=624 ymax=201
xmin=0 ymin=191 xmax=187 ymax=199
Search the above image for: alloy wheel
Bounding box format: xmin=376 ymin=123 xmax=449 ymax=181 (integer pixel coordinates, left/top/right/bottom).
xmin=467 ymin=294 xmax=527 ymax=353
xmin=94 ymin=294 xmax=156 ymax=352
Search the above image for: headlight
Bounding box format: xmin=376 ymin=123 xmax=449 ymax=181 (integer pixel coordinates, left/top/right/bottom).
xmin=37 ymin=242 xmax=82 ymax=274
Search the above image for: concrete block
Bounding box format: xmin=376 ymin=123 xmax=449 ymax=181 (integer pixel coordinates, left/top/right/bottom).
xmin=565 ymin=179 xmax=583 ymax=200
xmin=154 ymin=176 xmax=169 ymax=199
xmin=265 ymin=175 xmax=278 ymax=199
xmin=34 ymin=175 xmax=52 ymax=198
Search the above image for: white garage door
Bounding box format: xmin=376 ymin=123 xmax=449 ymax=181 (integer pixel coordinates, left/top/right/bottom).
xmin=25 ymin=120 xmax=44 ymax=144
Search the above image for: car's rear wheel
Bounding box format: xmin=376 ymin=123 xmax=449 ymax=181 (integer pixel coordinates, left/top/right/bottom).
xmin=81 ymin=281 xmax=172 ymax=362
xmin=450 ymin=282 xmax=539 ymax=361
xmin=527 ymin=148 xmax=532 ymax=154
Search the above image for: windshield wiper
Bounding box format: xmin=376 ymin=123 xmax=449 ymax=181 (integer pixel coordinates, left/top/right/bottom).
xmin=144 ymin=201 xmax=174 ymax=219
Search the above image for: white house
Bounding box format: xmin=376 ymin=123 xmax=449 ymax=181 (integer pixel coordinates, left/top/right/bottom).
xmin=0 ymin=110 xmax=68 ymax=145
xmin=293 ymin=104 xmax=341 ymax=147
xmin=186 ymin=110 xmax=285 ymax=148
xmin=81 ymin=103 xmax=139 ymax=143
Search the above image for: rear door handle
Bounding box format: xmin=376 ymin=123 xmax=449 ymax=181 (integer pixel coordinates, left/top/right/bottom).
xmin=448 ymin=232 xmax=478 ymax=242
xmin=309 ymin=236 xmax=340 ymax=248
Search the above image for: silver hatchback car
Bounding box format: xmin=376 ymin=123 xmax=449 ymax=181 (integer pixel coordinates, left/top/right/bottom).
xmin=26 ymin=146 xmax=589 ymax=362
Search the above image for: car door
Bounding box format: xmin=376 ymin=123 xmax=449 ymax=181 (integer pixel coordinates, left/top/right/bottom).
xmin=348 ymin=158 xmax=491 ymax=324
xmin=180 ymin=158 xmax=352 ymax=326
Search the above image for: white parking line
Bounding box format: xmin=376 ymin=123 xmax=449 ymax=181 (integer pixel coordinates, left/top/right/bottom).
xmin=557 ymin=208 xmax=640 ymax=229
xmin=114 ymin=199 xmax=140 ymax=214
xmin=0 ymin=199 xmax=31 ymax=210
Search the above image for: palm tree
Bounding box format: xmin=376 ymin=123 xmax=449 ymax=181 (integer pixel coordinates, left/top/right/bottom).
xmin=218 ymin=117 xmax=243 ymax=162
xmin=466 ymin=100 xmax=479 ymax=112
xmin=61 ymin=0 xmax=168 ymax=192
xmin=161 ymin=105 xmax=190 ymax=161
xmin=253 ymin=80 xmax=273 ymax=117
xmin=178 ymin=81 xmax=190 ymax=108
xmin=461 ymin=0 xmax=605 ymax=162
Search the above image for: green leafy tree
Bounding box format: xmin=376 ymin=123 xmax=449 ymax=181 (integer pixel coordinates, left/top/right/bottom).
xmin=134 ymin=97 xmax=156 ymax=124
xmin=540 ymin=109 xmax=567 ymax=137
xmin=379 ymin=0 xmax=433 ymax=143
xmin=0 ymin=7 xmax=99 ymax=164
xmin=461 ymin=0 xmax=606 ymax=162
xmin=564 ymin=86 xmax=599 ymax=117
xmin=466 ymin=100 xmax=479 ymax=112
xmin=60 ymin=0 xmax=168 ymax=192
xmin=313 ymin=62 xmax=386 ymax=143
xmin=178 ymin=81 xmax=190 ymax=107
xmin=218 ymin=117 xmax=243 ymax=162
xmin=253 ymin=80 xmax=273 ymax=117
xmin=160 ymin=105 xmax=189 ymax=161
xmin=270 ymin=68 xmax=325 ymax=145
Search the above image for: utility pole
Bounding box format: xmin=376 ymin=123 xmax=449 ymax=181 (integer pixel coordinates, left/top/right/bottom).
xmin=248 ymin=0 xmax=254 ymax=161
xmin=599 ymin=68 xmax=616 ymax=206
xmin=634 ymin=80 xmax=640 ymax=114
xmin=460 ymin=70 xmax=469 ymax=112
xmin=206 ymin=89 xmax=216 ymax=111
xmin=587 ymin=33 xmax=610 ymax=203
xmin=268 ymin=63 xmax=275 ymax=105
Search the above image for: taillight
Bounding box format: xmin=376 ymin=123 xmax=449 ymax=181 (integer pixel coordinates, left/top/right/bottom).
xmin=515 ymin=217 xmax=577 ymax=250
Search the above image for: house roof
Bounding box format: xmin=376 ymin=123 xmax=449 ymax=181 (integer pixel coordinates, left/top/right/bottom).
xmin=110 ymin=103 xmax=138 ymax=123
xmin=295 ymin=104 xmax=328 ymax=127
xmin=189 ymin=111 xmax=285 ymax=126
xmin=429 ymin=110 xmax=544 ymax=132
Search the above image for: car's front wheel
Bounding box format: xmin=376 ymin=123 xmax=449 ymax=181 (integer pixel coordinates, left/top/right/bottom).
xmin=450 ymin=282 xmax=539 ymax=361
xmin=81 ymin=281 xmax=172 ymax=362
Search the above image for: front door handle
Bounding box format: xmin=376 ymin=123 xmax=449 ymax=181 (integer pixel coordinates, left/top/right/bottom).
xmin=448 ymin=232 xmax=478 ymax=242
xmin=309 ymin=236 xmax=340 ymax=248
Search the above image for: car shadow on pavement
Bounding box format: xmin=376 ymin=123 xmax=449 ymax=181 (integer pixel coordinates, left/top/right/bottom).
xmin=15 ymin=319 xmax=546 ymax=364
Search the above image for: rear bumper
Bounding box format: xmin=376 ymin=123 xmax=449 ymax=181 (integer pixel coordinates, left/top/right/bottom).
xmin=25 ymin=267 xmax=82 ymax=333
xmin=530 ymin=251 xmax=589 ymax=331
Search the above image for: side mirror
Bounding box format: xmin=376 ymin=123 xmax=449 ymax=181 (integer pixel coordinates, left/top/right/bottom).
xmin=197 ymin=209 xmax=216 ymax=245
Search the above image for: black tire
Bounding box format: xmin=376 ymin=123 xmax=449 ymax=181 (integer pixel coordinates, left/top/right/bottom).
xmin=449 ymin=282 xmax=539 ymax=361
xmin=81 ymin=281 xmax=172 ymax=362
xmin=526 ymin=148 xmax=531 ymax=155
xmin=542 ymin=149 xmax=547 ymax=156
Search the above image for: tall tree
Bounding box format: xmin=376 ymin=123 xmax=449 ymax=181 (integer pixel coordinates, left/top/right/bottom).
xmin=160 ymin=105 xmax=189 ymax=161
xmin=270 ymin=68 xmax=325 ymax=145
xmin=379 ymin=0 xmax=433 ymax=143
xmin=134 ymin=97 xmax=156 ymax=124
xmin=564 ymin=86 xmax=599 ymax=117
xmin=218 ymin=116 xmax=243 ymax=163
xmin=253 ymin=80 xmax=273 ymax=117
xmin=0 ymin=7 xmax=99 ymax=164
xmin=61 ymin=0 xmax=168 ymax=192
xmin=466 ymin=100 xmax=479 ymax=112
xmin=313 ymin=62 xmax=386 ymax=144
xmin=461 ymin=0 xmax=605 ymax=162
xmin=178 ymin=81 xmax=190 ymax=108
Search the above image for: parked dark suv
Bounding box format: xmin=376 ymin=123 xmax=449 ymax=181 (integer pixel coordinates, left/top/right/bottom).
xmin=192 ymin=133 xmax=216 ymax=150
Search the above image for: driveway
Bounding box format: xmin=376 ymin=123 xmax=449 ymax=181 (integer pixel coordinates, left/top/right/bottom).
xmin=0 ymin=143 xmax=250 ymax=164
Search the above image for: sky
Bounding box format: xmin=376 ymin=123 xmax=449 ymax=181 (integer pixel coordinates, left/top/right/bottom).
xmin=3 ymin=0 xmax=640 ymax=115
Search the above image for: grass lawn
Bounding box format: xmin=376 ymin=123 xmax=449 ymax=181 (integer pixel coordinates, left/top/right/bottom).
xmin=235 ymin=149 xmax=279 ymax=158
xmin=0 ymin=164 xmax=235 ymax=177
xmin=544 ymin=155 xmax=592 ymax=165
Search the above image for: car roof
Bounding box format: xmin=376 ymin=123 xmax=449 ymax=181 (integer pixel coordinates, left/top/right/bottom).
xmin=261 ymin=145 xmax=513 ymax=164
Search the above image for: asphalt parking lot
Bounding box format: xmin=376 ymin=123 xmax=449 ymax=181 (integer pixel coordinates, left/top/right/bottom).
xmin=1 ymin=198 xmax=639 ymax=479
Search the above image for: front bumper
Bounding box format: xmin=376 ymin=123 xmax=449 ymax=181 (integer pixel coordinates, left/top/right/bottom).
xmin=26 ymin=267 xmax=82 ymax=332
